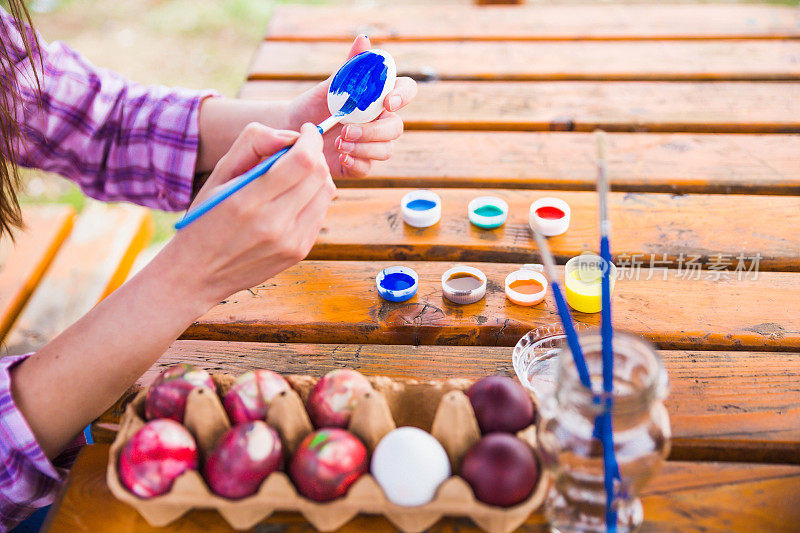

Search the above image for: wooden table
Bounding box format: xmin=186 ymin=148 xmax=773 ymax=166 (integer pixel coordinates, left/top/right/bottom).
xmin=45 ymin=2 xmax=800 ymax=531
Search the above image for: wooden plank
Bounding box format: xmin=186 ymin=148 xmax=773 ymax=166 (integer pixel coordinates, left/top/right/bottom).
xmin=250 ymin=40 xmax=800 ymax=82
xmin=238 ymin=81 xmax=800 ymax=134
xmin=92 ymin=341 xmax=800 ymax=464
xmin=335 ymin=132 xmax=800 ymax=196
xmin=4 ymin=203 xmax=153 ymax=355
xmin=308 ymin=189 xmax=800 ymax=271
xmin=182 ymin=261 xmax=800 ymax=351
xmin=265 ymin=4 xmax=800 ymax=41
xmin=44 ymin=446 xmax=800 ymax=532
xmin=0 ymin=206 xmax=75 ymax=341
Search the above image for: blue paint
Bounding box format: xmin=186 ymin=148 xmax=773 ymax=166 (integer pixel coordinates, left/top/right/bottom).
xmin=329 ymin=51 xmax=388 ymax=115
xmin=406 ymin=199 xmax=437 ymax=211
xmin=380 ymin=272 xmax=415 ymax=291
xmin=376 ymin=266 xmax=418 ymax=302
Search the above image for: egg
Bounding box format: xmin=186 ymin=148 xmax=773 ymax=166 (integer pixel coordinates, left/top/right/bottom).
xmin=371 ymin=427 xmax=451 ymax=507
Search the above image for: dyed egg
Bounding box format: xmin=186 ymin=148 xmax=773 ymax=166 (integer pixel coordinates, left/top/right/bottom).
xmin=145 ymin=364 xmax=215 ymax=423
xmin=371 ymin=427 xmax=451 ymax=507
xmin=461 ymin=433 xmax=539 ymax=507
xmin=306 ymin=369 xmax=373 ymax=428
xmin=118 ymin=419 xmax=198 ymax=498
xmin=205 ymin=421 xmax=283 ymax=499
xmin=223 ymin=370 xmax=291 ymax=424
xmin=289 ymin=428 xmax=368 ymax=502
xmin=467 ymin=375 xmax=535 ymax=434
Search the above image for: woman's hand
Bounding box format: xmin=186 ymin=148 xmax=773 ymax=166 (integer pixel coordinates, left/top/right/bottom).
xmin=286 ymin=35 xmax=418 ymax=179
xmin=166 ymin=122 xmax=335 ymax=307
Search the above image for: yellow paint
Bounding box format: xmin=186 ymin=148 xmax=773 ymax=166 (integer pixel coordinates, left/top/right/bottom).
xmin=565 ymin=264 xmax=615 ymax=314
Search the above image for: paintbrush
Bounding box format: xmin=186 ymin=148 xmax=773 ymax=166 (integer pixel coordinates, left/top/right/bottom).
xmin=596 ymin=129 xmax=620 ymax=532
xmin=530 ymin=230 xmax=592 ymax=390
xmin=175 ymin=50 xmax=397 ymax=230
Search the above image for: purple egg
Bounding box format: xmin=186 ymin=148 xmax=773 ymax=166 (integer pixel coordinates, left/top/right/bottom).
xmin=145 ymin=364 xmax=215 ymax=423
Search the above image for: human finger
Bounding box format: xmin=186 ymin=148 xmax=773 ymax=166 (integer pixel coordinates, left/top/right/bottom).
xmin=338 ymin=154 xmax=372 ymax=177
xmin=336 ymin=137 xmax=392 ymax=161
xmin=341 ymin=111 xmax=403 ymax=143
xmin=383 ymin=77 xmax=417 ymax=112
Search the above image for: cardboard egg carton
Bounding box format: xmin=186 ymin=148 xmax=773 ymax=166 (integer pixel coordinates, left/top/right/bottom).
xmin=107 ymin=373 xmax=548 ymax=532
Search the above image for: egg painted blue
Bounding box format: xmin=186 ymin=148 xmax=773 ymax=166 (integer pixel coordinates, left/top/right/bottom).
xmin=330 ymin=51 xmax=388 ymax=116
xmin=406 ymin=199 xmax=437 ymax=211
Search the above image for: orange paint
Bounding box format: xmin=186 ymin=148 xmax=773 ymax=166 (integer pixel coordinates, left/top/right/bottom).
xmin=508 ymin=279 xmax=544 ymax=295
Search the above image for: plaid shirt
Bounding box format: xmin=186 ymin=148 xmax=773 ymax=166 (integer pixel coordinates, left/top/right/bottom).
xmin=1 ymin=8 xmax=217 ymax=530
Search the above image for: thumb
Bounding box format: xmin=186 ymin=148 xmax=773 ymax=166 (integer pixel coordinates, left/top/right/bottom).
xmin=210 ymin=125 xmax=300 ymax=186
xmin=346 ymin=34 xmax=371 ymax=59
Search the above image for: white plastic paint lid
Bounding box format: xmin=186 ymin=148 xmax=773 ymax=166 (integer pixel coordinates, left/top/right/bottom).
xmin=529 ymin=197 xmax=571 ymax=237
xmin=441 ymin=265 xmax=487 ymax=305
xmin=401 ymin=190 xmax=442 ymax=228
xmin=468 ymin=196 xmax=508 ymax=229
xmin=505 ymin=264 xmax=549 ymax=306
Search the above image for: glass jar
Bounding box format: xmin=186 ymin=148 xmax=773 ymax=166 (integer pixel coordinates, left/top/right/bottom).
xmin=537 ymin=331 xmax=670 ymax=533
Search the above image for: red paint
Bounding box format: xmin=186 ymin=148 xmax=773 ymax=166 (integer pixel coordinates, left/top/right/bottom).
xmin=535 ymin=206 xmax=565 ymax=220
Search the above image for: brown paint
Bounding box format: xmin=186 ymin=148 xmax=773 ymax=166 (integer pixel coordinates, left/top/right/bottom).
xmin=509 ymin=279 xmax=544 ymax=295
xmin=445 ymin=273 xmax=483 ymax=292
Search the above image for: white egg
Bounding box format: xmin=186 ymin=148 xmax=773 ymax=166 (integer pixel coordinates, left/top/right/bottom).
xmin=371 ymin=426 xmax=451 ymax=507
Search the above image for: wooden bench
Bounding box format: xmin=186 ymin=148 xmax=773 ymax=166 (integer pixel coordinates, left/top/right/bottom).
xmin=1 ymin=203 xmax=153 ymax=355
xmin=45 ymin=2 xmax=800 ymax=531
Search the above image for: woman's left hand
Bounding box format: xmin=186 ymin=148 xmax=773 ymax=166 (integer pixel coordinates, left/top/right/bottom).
xmin=285 ymin=35 xmax=417 ymax=179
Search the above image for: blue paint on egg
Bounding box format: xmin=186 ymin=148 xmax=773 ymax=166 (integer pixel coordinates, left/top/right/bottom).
xmin=330 ymin=51 xmax=388 ymax=116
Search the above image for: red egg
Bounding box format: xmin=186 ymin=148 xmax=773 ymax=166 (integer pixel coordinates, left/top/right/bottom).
xmin=118 ymin=419 xmax=198 ymax=498
xmin=289 ymin=428 xmax=368 ymax=502
xmin=223 ymin=370 xmax=291 ymax=425
xmin=466 ymin=375 xmax=535 ymax=433
xmin=145 ymin=364 xmax=215 ymax=423
xmin=461 ymin=433 xmax=539 ymax=507
xmin=306 ymin=369 xmax=372 ymax=428
xmin=205 ymin=421 xmax=283 ymax=499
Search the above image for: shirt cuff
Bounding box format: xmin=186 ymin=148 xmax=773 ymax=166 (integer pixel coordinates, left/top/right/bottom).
xmin=153 ymin=89 xmax=221 ymax=212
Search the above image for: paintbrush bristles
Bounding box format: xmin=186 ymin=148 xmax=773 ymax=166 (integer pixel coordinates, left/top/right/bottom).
xmin=531 ymin=229 xmax=560 ymax=281
xmin=595 ymin=130 xmax=610 ymax=236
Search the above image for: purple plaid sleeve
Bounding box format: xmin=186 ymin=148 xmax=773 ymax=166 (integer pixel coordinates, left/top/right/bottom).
xmin=0 ymin=354 xmax=86 ymax=531
xmin=4 ymin=8 xmax=219 ymax=211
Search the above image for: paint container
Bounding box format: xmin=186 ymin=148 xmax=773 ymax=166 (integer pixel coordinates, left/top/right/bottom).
xmin=401 ymin=190 xmax=442 ymax=228
xmin=529 ymin=197 xmax=571 ymax=237
xmin=505 ymin=264 xmax=549 ymax=306
xmin=468 ymin=196 xmax=508 ymax=229
xmin=441 ymin=266 xmax=487 ymax=305
xmin=564 ymin=254 xmax=617 ymax=314
xmin=376 ymin=266 xmax=419 ymax=302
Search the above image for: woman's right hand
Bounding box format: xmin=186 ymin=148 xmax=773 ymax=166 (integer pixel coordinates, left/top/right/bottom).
xmin=160 ymin=122 xmax=336 ymax=309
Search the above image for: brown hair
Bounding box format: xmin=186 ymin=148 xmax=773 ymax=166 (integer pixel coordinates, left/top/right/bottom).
xmin=0 ymin=0 xmax=40 ymax=239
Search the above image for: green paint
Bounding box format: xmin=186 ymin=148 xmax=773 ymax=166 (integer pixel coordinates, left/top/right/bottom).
xmin=474 ymin=205 xmax=504 ymax=217
xmin=309 ymin=431 xmax=330 ymax=450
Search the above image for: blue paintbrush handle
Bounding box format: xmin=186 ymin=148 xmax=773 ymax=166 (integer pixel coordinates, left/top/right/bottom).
xmin=550 ymin=281 xmax=592 ymax=389
xmin=174 ymin=146 xmax=291 ymax=230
